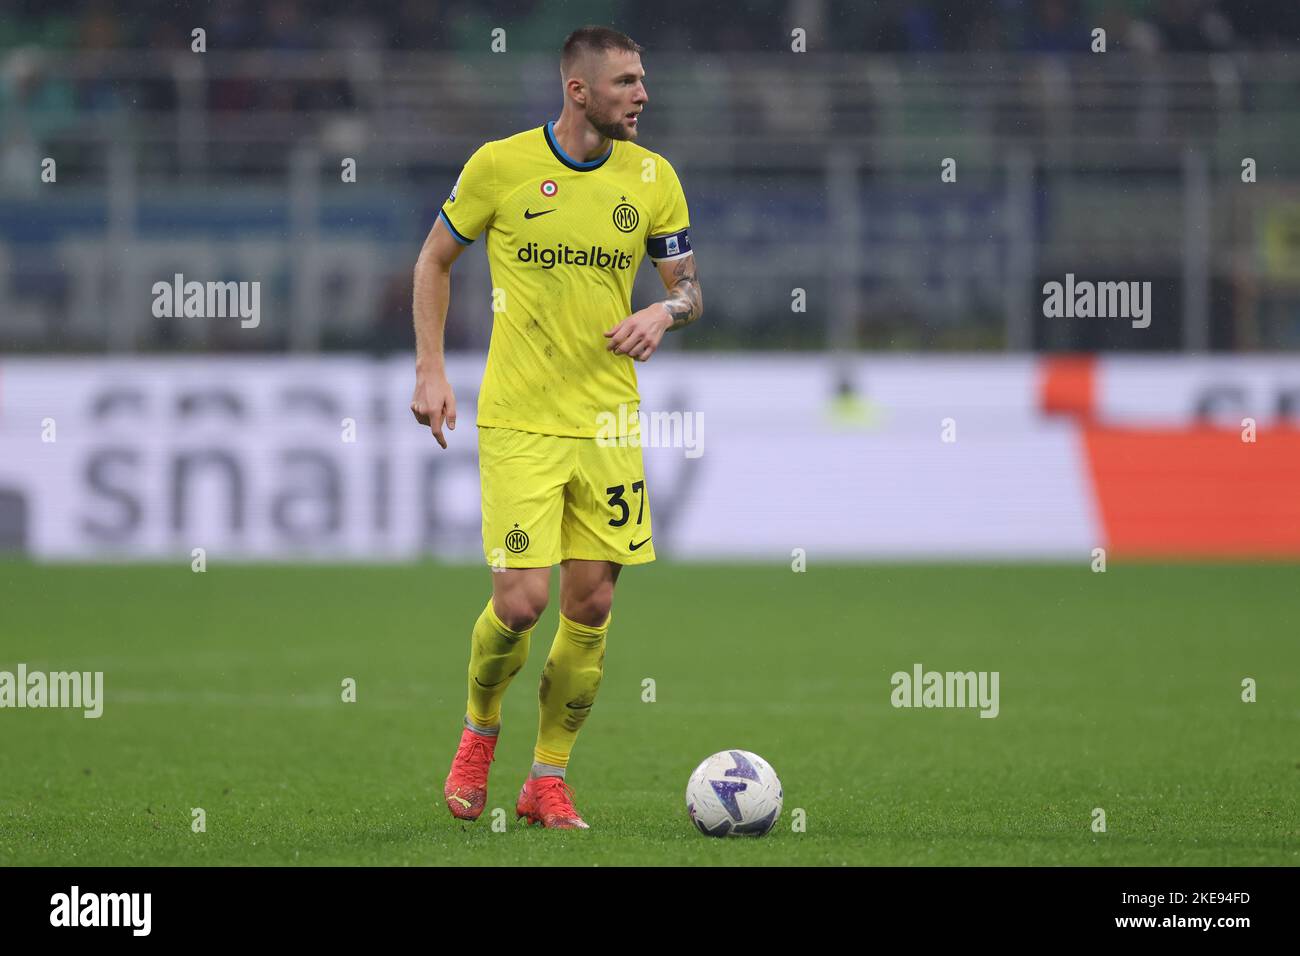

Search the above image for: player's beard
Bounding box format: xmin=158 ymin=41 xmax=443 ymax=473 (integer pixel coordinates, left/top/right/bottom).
xmin=586 ymin=97 xmax=635 ymax=141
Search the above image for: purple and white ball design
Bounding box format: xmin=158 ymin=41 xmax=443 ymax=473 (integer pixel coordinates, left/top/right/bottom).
xmin=685 ymin=750 xmax=783 ymax=838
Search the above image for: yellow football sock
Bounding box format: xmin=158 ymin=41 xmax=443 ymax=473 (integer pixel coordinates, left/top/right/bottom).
xmin=533 ymin=612 xmax=609 ymax=769
xmin=466 ymin=597 xmax=533 ymax=728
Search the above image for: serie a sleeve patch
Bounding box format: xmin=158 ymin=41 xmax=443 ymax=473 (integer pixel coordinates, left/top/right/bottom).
xmin=647 ymin=227 xmax=692 ymax=262
xmin=439 ymin=143 xmax=495 ymax=243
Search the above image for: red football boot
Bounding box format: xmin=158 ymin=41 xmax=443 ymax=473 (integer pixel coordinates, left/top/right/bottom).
xmin=443 ymin=727 xmax=497 ymax=821
xmin=516 ymin=774 xmax=590 ymax=830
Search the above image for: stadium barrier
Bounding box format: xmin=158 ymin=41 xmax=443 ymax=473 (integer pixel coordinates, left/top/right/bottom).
xmin=0 ymin=355 xmax=1295 ymax=560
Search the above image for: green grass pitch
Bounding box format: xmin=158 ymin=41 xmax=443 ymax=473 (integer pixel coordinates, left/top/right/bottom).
xmin=1 ymin=560 xmax=1296 ymax=866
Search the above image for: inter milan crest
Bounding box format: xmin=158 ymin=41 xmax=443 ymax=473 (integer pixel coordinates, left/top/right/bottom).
xmin=612 ymin=200 xmax=639 ymax=233
xmin=505 ymin=524 xmax=529 ymax=553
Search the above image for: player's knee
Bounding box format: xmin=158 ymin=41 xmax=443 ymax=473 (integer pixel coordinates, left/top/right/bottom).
xmin=493 ymin=591 xmax=548 ymax=632
xmin=561 ymin=587 xmax=613 ymax=628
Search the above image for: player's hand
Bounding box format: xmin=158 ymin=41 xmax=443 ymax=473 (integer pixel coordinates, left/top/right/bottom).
xmin=411 ymin=372 xmax=457 ymax=448
xmin=605 ymin=304 xmax=673 ymax=362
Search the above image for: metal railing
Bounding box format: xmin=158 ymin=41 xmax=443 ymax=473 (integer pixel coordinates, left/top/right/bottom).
xmin=2 ymin=51 xmax=1298 ymax=352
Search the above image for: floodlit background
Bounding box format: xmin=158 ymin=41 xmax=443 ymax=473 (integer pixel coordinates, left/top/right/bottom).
xmin=1 ymin=1 xmax=1299 ymax=561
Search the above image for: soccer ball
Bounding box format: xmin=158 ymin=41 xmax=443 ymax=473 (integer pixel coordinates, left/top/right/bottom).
xmin=685 ymin=750 xmax=783 ymax=837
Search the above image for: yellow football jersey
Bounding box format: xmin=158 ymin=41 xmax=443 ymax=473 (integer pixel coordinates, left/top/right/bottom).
xmin=439 ymin=121 xmax=692 ymax=438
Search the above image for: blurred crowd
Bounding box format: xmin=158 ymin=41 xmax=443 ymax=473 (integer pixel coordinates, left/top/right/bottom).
xmin=0 ymin=0 xmax=1295 ymax=54
xmin=1 ymin=0 xmax=1295 ymax=352
xmin=3 ymin=0 xmax=1293 ymax=137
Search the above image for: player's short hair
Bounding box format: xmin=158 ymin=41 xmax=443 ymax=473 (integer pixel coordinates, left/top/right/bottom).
xmin=560 ymin=26 xmax=643 ymax=80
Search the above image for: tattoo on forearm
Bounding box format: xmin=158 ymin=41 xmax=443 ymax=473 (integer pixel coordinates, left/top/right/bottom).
xmin=661 ymin=256 xmax=703 ymax=331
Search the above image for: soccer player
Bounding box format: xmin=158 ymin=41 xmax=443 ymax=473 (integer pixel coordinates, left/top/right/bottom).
xmin=410 ymin=26 xmax=702 ymax=829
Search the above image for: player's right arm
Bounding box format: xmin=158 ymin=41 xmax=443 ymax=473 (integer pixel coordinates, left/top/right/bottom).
xmin=411 ymin=217 xmax=466 ymax=448
xmin=411 ymin=143 xmax=498 ymax=447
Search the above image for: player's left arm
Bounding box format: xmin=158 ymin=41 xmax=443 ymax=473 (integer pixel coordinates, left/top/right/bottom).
xmin=605 ymin=253 xmax=703 ymax=361
xmin=655 ymin=252 xmax=703 ymax=332
xmin=606 ymin=156 xmax=700 ymax=362
xmin=605 ymin=254 xmax=703 ymax=361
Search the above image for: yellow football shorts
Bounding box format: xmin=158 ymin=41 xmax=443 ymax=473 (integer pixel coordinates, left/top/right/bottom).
xmin=478 ymin=425 xmax=656 ymax=568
